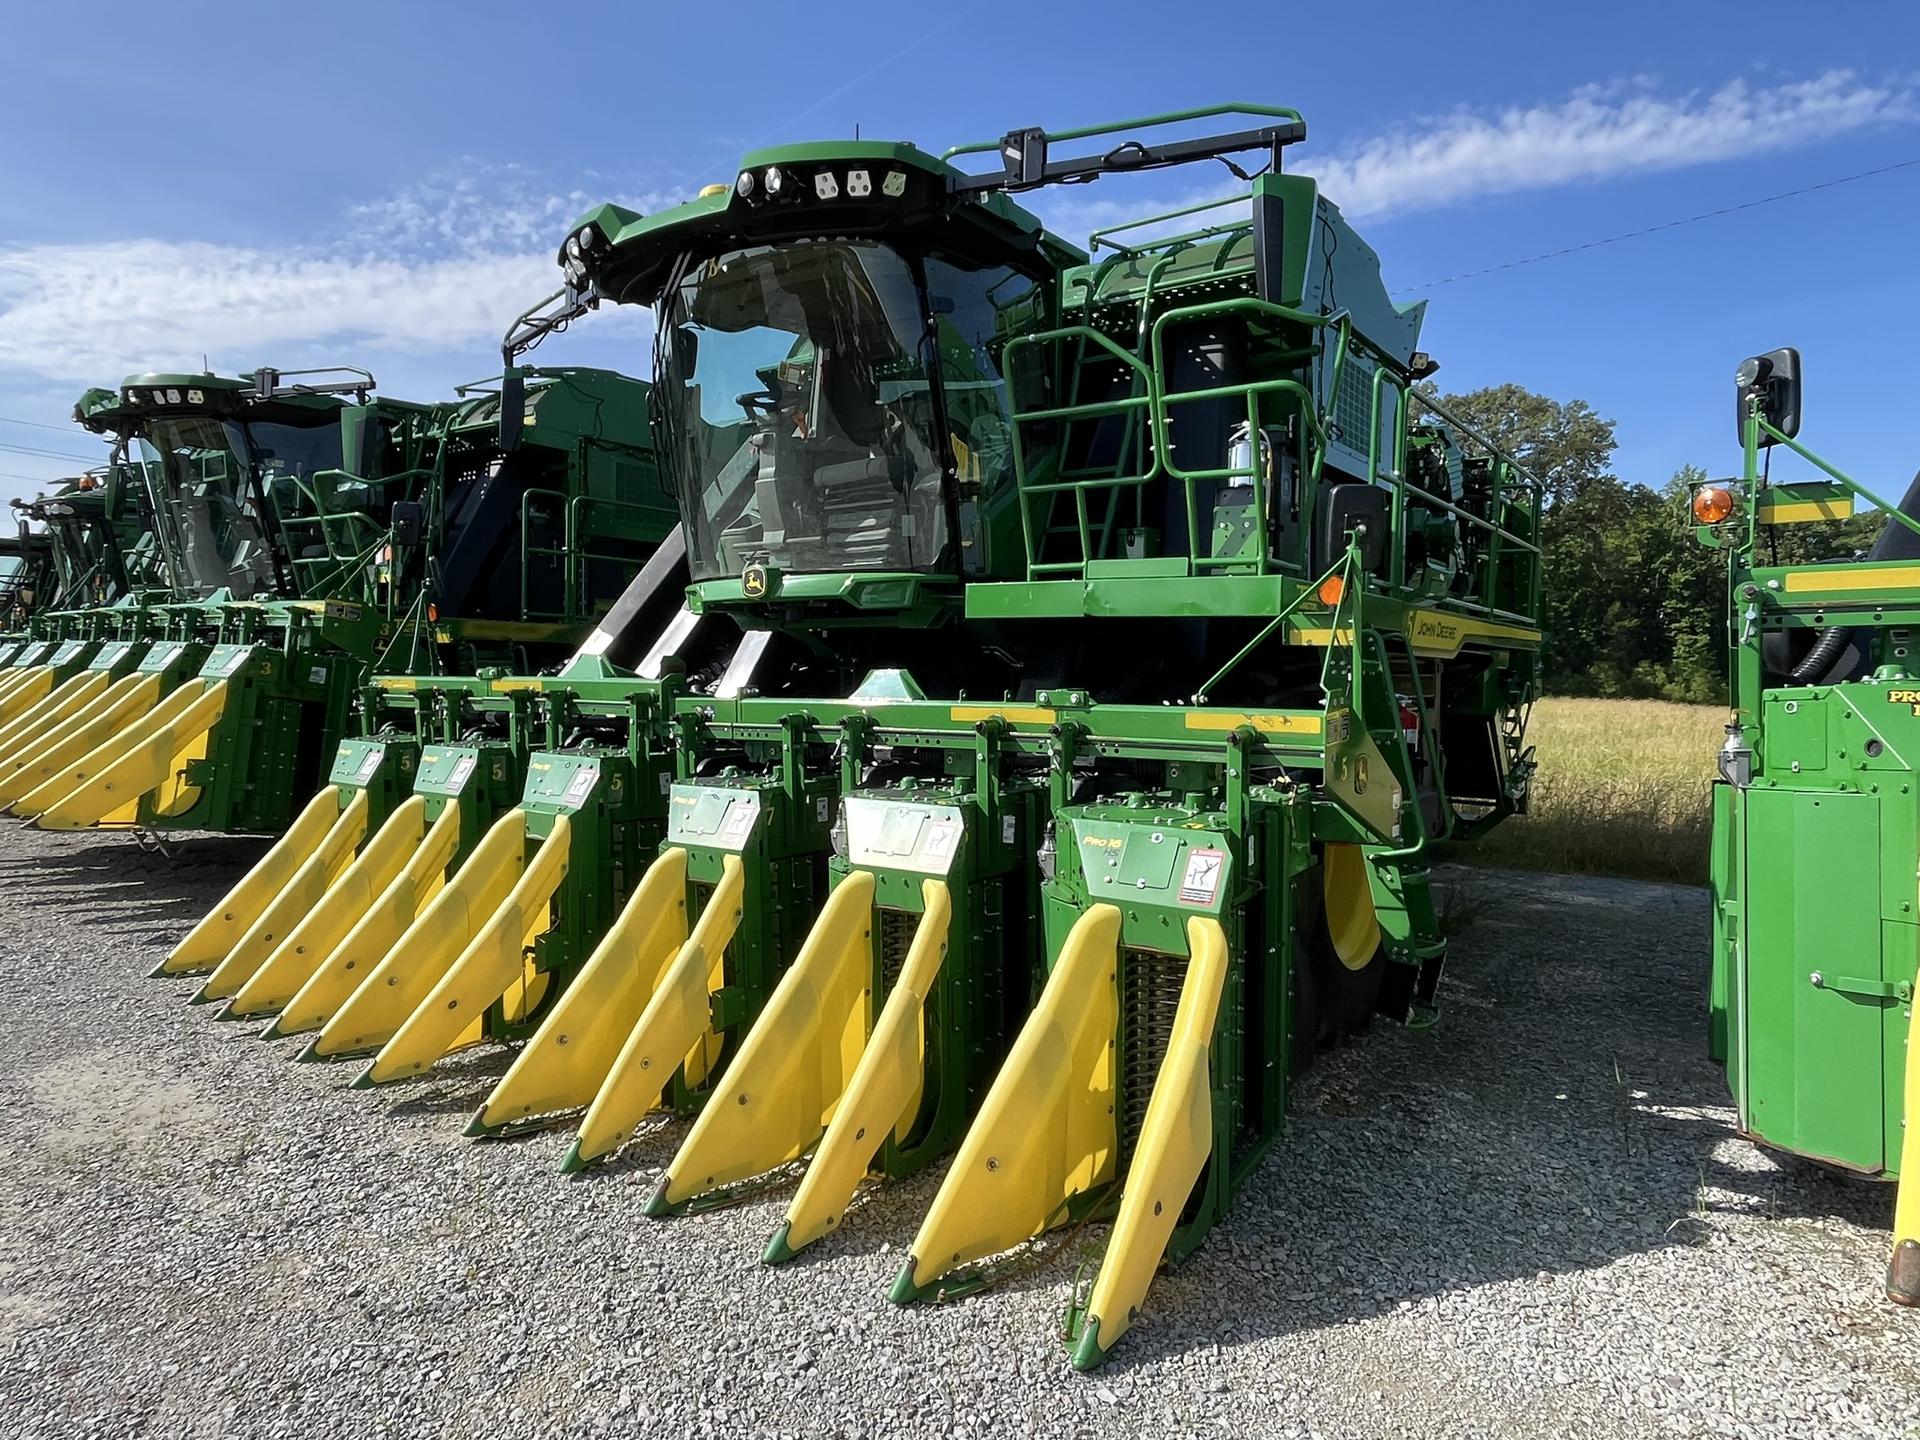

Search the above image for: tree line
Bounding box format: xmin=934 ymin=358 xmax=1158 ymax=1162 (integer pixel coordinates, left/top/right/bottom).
xmin=1433 ymin=383 xmax=1879 ymax=705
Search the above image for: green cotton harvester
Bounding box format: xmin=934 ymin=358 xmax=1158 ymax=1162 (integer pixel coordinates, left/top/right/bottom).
xmin=1692 ymin=351 xmax=1920 ymax=1306
xmin=0 ymin=364 xmax=673 ymax=836
xmin=170 ymin=105 xmax=1546 ymax=1370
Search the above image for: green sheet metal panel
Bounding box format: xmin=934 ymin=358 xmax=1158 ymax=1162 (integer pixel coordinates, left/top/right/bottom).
xmin=1743 ymin=787 xmax=1885 ymax=1171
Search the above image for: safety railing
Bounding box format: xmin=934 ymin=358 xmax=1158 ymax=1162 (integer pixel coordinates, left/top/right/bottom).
xmin=518 ymin=489 xmax=664 ymax=621
xmin=1003 ymin=251 xmax=1546 ymax=626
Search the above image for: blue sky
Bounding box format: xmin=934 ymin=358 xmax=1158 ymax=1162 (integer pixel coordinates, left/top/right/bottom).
xmin=1 ymin=3 xmax=1915 ymax=500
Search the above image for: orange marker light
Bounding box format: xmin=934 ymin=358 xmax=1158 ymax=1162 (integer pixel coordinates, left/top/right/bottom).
xmin=427 ymin=604 xmax=438 ymax=623
xmin=1692 ymin=485 xmax=1736 ymax=525
xmin=1317 ymin=574 xmax=1346 ymax=607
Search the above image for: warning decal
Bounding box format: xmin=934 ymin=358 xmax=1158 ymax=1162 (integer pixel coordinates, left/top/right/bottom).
xmin=1178 ymin=847 xmax=1225 ymax=905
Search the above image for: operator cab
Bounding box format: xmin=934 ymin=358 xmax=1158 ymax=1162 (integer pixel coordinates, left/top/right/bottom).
xmin=660 ymin=239 xmax=1033 ymax=582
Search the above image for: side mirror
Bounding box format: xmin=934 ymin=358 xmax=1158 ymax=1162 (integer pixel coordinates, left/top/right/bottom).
xmin=390 ymin=500 xmax=424 ymax=549
xmin=671 ymin=325 xmax=699 ymax=379
xmin=1736 ymin=347 xmax=1801 ymax=446
xmin=499 ymin=368 xmax=526 ymax=453
xmin=339 ymin=404 xmax=378 ymax=478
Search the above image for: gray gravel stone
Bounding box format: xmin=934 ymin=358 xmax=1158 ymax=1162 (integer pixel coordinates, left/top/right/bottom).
xmin=0 ymin=827 xmax=1914 ymax=1438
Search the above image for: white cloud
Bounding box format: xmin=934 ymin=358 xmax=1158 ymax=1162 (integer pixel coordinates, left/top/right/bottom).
xmin=0 ymin=71 xmax=1909 ymax=394
xmin=1307 ymin=69 xmax=1912 ymax=221
xmin=0 ymin=164 xmax=682 ymax=389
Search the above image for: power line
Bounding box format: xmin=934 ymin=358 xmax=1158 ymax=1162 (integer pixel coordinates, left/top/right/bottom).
xmin=1393 ymin=156 xmax=1920 ymax=295
xmin=0 ymin=415 xmax=78 ymax=435
xmin=0 ymin=440 xmax=101 ymax=464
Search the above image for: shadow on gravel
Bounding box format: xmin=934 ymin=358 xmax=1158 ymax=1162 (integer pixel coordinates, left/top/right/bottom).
xmin=0 ymin=833 xmax=267 ymax=930
xmin=1094 ymin=866 xmax=1900 ymax=1373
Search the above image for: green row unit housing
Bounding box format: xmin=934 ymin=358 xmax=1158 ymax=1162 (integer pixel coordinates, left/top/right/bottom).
xmin=1712 ymin=682 xmax=1920 ymax=1173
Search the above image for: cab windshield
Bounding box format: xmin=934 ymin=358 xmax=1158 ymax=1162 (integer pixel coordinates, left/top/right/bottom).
xmin=660 ymin=239 xmax=982 ymax=582
xmin=136 ymin=414 xmax=342 ymax=597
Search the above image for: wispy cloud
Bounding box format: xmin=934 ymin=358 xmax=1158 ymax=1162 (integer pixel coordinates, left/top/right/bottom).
xmin=0 ymin=163 xmax=683 ymax=385
xmin=1309 ymin=69 xmax=1913 ymax=221
xmin=0 ymin=71 xmax=1910 ymax=394
xmin=1025 ymin=69 xmax=1913 ymax=244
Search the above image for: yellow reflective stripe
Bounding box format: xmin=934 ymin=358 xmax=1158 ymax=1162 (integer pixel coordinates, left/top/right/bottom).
xmin=1183 ymin=711 xmax=1322 ymax=736
xmin=375 ymin=677 xmax=417 ymax=691
xmin=1293 ymin=611 xmax=1540 ymax=658
xmin=1784 ymin=565 xmax=1920 ymax=593
xmin=949 ymin=705 xmax=1055 ymax=725
xmin=491 ymin=679 xmax=542 ymax=693
xmin=1759 ymin=498 xmax=1853 ymax=523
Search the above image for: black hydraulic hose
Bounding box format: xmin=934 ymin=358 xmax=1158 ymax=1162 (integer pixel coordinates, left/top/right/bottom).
xmin=1789 ymin=622 xmax=1853 ymax=684
xmin=1793 ymin=466 xmax=1920 ymax=685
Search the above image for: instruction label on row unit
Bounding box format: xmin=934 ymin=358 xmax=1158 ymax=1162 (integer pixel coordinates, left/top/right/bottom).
xmin=668 ymin=784 xmax=764 ymax=853
xmin=843 ymin=797 xmax=965 ymax=876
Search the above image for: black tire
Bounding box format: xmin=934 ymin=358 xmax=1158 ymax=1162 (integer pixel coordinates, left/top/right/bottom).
xmin=1302 ymin=855 xmax=1386 ymax=1040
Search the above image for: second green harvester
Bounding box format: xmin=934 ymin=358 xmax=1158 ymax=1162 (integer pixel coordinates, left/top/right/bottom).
xmin=1693 ymin=350 xmax=1920 ymax=1303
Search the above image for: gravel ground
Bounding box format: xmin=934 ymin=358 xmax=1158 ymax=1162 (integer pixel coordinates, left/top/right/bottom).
xmin=0 ymin=825 xmax=1915 ymax=1440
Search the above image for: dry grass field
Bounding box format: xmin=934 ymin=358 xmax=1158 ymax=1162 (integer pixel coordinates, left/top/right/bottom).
xmin=1462 ymin=697 xmax=1724 ymax=885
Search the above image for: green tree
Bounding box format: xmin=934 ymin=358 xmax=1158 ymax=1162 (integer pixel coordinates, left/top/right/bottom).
xmin=1429 ymin=384 xmax=1727 ymax=702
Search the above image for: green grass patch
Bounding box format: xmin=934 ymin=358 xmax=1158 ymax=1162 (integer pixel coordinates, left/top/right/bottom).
xmin=1461 ymin=697 xmax=1722 ymax=886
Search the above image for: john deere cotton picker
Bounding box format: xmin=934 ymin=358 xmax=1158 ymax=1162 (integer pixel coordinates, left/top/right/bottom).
xmin=0 ymin=434 xmax=182 ymax=761
xmin=173 ymin=104 xmax=1545 ymax=1370
xmin=4 ymin=364 xmax=672 ymax=844
xmin=1693 ymin=352 xmax=1920 ymax=1307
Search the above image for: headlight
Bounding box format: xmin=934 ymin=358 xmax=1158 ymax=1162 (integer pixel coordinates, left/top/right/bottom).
xmin=763 ymin=166 xmax=785 ymax=197
xmin=735 ymin=170 xmax=756 ymax=199
xmin=567 ymin=235 xmax=582 ymax=260
xmin=814 ymin=171 xmax=839 ymax=200
xmin=846 ymin=169 xmax=872 ymax=198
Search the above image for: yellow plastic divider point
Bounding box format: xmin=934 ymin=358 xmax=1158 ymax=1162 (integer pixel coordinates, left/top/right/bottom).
xmin=192 ymin=789 xmax=372 ymax=1006
xmin=0 ymin=669 xmax=109 ymax=762
xmin=13 ymin=678 xmax=209 ymax=817
xmin=647 ymin=872 xmax=880 ymax=1213
xmin=894 ymin=903 xmax=1121 ymax=1299
xmin=305 ymin=806 xmax=527 ymax=1061
xmin=0 ymin=673 xmax=162 ymax=809
xmin=224 ymin=796 xmax=429 ymax=1020
xmin=27 ymin=677 xmax=227 ymax=829
xmin=354 ymin=814 xmax=572 ymax=1086
xmin=468 ymin=847 xmax=692 ymax=1139
xmin=270 ymin=801 xmax=462 ymax=1041
xmin=756 ymin=879 xmax=954 ymax=1259
xmin=565 ymin=854 xmax=747 ymax=1172
xmin=1070 ymin=916 xmax=1227 ymax=1369
xmin=156 ymin=784 xmax=347 ymax=977
xmin=0 ymin=667 xmax=56 ymax=726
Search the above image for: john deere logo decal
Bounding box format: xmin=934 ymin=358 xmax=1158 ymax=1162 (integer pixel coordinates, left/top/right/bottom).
xmin=742 ymin=563 xmax=768 ymax=598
